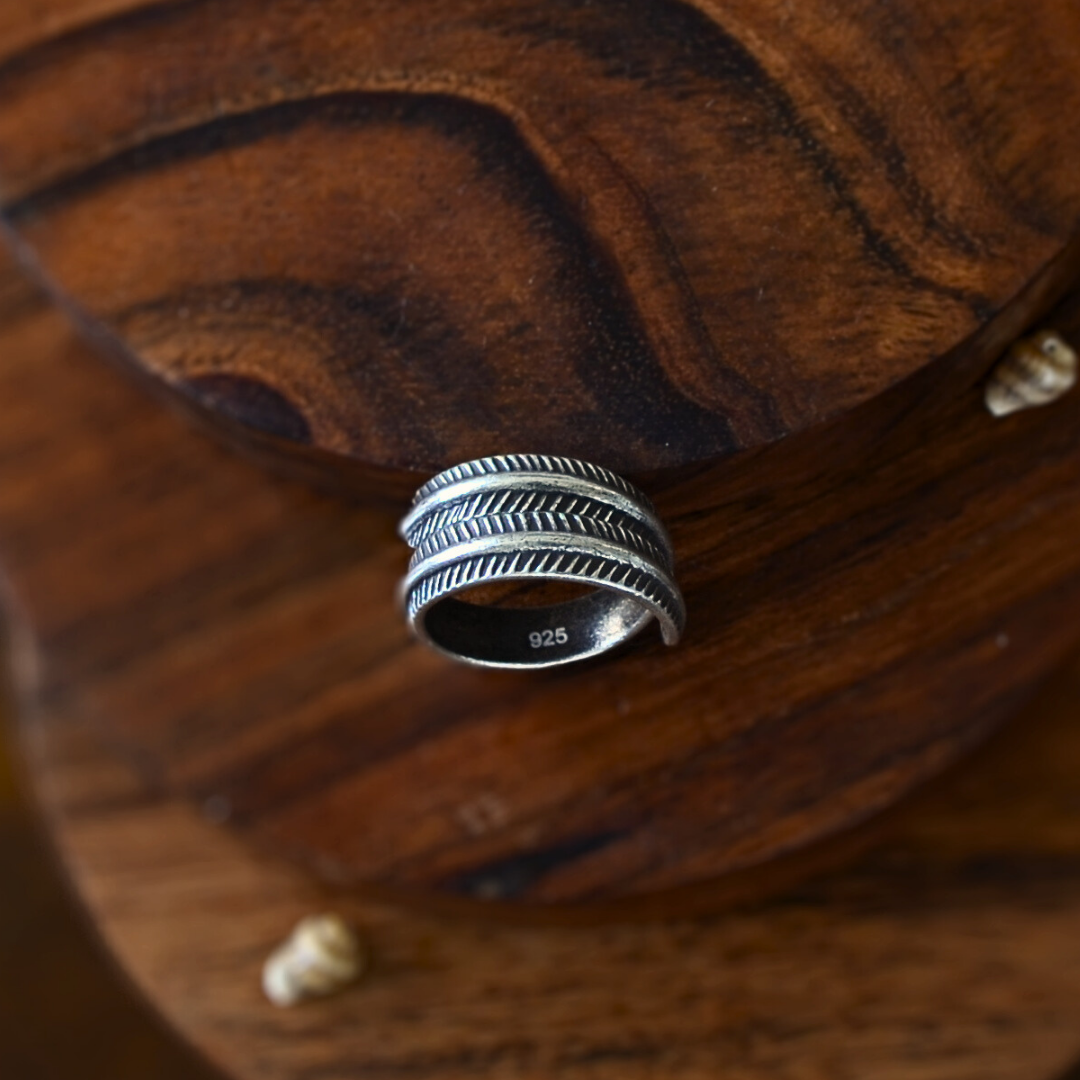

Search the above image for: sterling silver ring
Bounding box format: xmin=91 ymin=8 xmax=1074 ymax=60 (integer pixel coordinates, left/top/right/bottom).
xmin=398 ymin=454 xmax=685 ymax=669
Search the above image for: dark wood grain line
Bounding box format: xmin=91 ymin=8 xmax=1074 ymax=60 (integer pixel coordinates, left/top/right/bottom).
xmin=581 ymin=135 xmax=785 ymax=441
xmin=184 ymin=375 xmax=312 ymax=444
xmin=444 ymin=830 xmax=625 ymax=901
xmin=812 ymin=64 xmax=988 ymax=259
xmin=3 ymin=0 xmax=1075 ymax=478
xmin=0 ymin=0 xmax=192 ymax=79
xmin=6 ymin=91 xmax=742 ymax=463
xmin=502 ymin=0 xmax=985 ymax=297
xmin=1 ymin=0 xmax=1003 ymax=303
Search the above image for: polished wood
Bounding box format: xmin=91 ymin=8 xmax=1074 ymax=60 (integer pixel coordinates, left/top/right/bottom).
xmin=6 ymin=0 xmax=1080 ymax=906
xmin=16 ymin=617 xmax=1080 ymax=1079
xmin=4 ymin=239 xmax=1080 ymax=905
xmin=1 ymin=0 xmax=1080 ymax=483
xmin=6 ymin=4 xmax=1080 ymax=1072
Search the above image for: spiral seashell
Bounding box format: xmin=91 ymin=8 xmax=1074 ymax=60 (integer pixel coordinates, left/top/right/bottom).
xmin=262 ymin=913 xmax=366 ymax=1007
xmin=985 ymin=329 xmax=1078 ymax=417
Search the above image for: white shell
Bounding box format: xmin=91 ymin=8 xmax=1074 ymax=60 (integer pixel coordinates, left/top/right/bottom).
xmin=985 ymin=329 xmax=1078 ymax=417
xmin=262 ymin=913 xmax=365 ymax=1007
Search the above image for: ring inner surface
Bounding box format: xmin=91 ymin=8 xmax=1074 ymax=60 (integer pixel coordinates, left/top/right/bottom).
xmin=421 ymin=587 xmax=655 ymax=667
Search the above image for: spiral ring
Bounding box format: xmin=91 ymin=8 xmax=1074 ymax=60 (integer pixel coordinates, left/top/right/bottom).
xmin=399 ymin=455 xmax=685 ymax=669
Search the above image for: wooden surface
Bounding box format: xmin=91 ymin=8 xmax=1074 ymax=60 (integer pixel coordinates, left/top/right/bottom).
xmin=1 ymin=0 xmax=1080 ymax=481
xmin=15 ymin=616 xmax=1080 ymax=1080
xmin=4 ymin=238 xmax=1080 ymax=904
xmin=0 ymin=718 xmax=223 ymax=1080
xmin=4 ymin=6 xmax=1080 ymax=1071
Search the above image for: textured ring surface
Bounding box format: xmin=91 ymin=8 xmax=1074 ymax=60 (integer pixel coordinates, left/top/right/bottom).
xmin=399 ymin=455 xmax=685 ymax=669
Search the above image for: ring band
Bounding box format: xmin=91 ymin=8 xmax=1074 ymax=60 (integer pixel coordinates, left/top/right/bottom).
xmin=399 ymin=455 xmax=686 ymax=669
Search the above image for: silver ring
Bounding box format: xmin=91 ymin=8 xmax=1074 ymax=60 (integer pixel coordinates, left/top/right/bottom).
xmin=398 ymin=455 xmax=686 ymax=669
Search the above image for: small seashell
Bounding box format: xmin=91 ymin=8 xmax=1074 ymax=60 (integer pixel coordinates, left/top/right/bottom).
xmin=985 ymin=329 xmax=1078 ymax=417
xmin=262 ymin=913 xmax=366 ymax=1007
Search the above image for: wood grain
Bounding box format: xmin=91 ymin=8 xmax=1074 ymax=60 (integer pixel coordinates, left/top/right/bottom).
xmin=4 ymin=234 xmax=1080 ymax=904
xmin=1 ymin=0 xmax=1080 ymax=481
xmin=6 ymin=5 xmax=1080 ymax=1071
xmin=16 ymin=622 xmax=1080 ymax=1080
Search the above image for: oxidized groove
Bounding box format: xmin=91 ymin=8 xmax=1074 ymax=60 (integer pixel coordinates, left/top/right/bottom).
xmin=412 ymin=454 xmax=649 ymax=506
xmin=410 ymin=513 xmax=673 ymax=573
xmin=404 ymin=488 xmax=666 ymax=553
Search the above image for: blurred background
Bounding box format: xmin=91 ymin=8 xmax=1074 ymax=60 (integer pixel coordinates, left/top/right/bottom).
xmin=0 ymin=715 xmax=222 ymax=1080
xmin=7 ymin=699 xmax=1080 ymax=1080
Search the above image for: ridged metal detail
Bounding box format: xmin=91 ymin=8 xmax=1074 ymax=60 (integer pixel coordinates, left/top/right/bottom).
xmin=403 ymin=486 xmax=663 ymax=550
xmin=410 ymin=510 xmax=673 ymax=571
xmin=406 ymin=548 xmax=684 ymax=638
xmin=411 ymin=454 xmax=648 ymax=507
xmin=399 ymin=453 xmax=685 ymax=668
